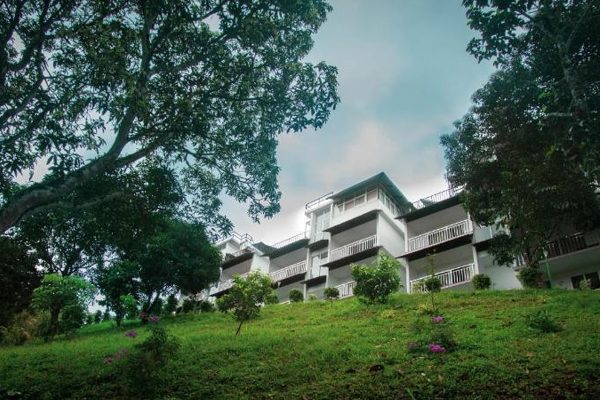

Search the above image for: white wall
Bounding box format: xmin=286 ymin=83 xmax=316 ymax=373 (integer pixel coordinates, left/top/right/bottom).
xmin=251 ymin=254 xmax=271 ymax=274
xmin=377 ymin=214 xmax=405 ymax=257
xmin=476 ymin=250 xmax=522 ymax=290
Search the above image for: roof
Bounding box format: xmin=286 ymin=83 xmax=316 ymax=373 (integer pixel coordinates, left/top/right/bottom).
xmin=328 ymin=172 xmax=410 ymax=208
xmin=252 ymin=242 xmax=276 ymax=255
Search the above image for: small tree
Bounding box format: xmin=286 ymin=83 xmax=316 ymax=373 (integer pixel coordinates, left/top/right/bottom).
xmin=351 ymin=252 xmax=401 ymax=304
xmin=94 ymin=310 xmax=103 ymax=324
xmin=165 ymin=295 xmax=178 ymax=315
xmin=216 ymin=272 xmax=277 ymax=336
xmin=423 ymin=254 xmax=442 ymax=313
xmin=289 ymin=289 xmax=304 ymax=303
xmin=31 ymin=274 xmax=95 ymax=341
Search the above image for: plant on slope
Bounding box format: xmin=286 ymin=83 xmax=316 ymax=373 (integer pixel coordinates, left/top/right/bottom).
xmin=472 ymin=274 xmax=492 ymax=290
xmin=216 ymin=271 xmax=277 ymax=336
xmin=324 ymin=287 xmax=339 ymax=300
xmin=289 ymin=289 xmax=304 ymax=303
xmin=351 ymin=252 xmax=401 ymax=304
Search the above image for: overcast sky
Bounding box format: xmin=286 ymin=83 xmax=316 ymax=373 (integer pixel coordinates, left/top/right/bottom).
xmin=220 ymin=0 xmax=496 ymax=245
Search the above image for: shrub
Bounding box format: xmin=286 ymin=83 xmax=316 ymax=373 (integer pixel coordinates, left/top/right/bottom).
xmin=323 ymin=287 xmax=339 ymax=300
xmin=216 ymin=271 xmax=277 ymax=335
xmin=518 ymin=266 xmax=545 ymax=288
xmin=424 ymin=276 xmax=442 ymax=292
xmin=119 ymin=322 xmax=179 ymax=396
xmin=59 ymin=303 xmax=86 ymax=336
xmin=164 ymin=295 xmax=178 ymax=315
xmin=308 ymin=294 xmax=318 ymax=301
xmin=199 ymin=300 xmax=215 ymax=313
xmin=120 ymin=294 xmax=139 ymax=320
xmin=579 ymin=277 xmax=592 ymax=290
xmin=0 ymin=311 xmax=38 ymax=346
xmin=526 ymin=310 xmax=562 ymax=333
xmin=472 ymin=274 xmax=492 ymax=290
xmin=94 ymin=310 xmax=103 ymax=323
xmin=351 ymin=252 xmax=401 ymax=304
xmin=289 ymin=289 xmax=304 ymax=303
xmin=181 ymin=298 xmax=196 ymax=313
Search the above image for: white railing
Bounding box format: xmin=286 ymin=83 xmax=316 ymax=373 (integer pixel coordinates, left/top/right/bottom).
xmin=270 ymin=261 xmax=307 ymax=282
xmin=336 ymin=281 xmax=357 ymax=298
xmin=271 ymin=232 xmax=309 ymax=249
xmin=407 ymin=219 xmax=472 ymax=252
xmin=209 ymin=272 xmax=249 ymax=295
xmin=545 ymin=231 xmax=600 ymax=259
xmin=305 ymin=192 xmax=334 ymax=211
xmin=410 ymin=264 xmax=474 ymax=293
xmin=329 ymin=235 xmax=378 ymax=263
xmin=410 ymin=186 xmax=464 ymax=211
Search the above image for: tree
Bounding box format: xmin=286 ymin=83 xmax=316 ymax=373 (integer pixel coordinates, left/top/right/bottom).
xmin=31 ymin=274 xmax=95 ymax=340
xmin=441 ymin=0 xmax=600 ymax=266
xmin=95 ymin=260 xmax=140 ymax=327
xmin=0 ymin=236 xmax=41 ymax=326
xmin=216 ymin=271 xmax=277 ymax=336
xmin=0 ymin=0 xmax=339 ymax=234
xmin=135 ymin=219 xmax=222 ymax=314
xmin=351 ymin=252 xmax=401 ymax=304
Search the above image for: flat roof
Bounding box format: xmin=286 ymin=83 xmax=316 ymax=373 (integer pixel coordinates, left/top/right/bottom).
xmin=328 ymin=172 xmax=410 ymax=208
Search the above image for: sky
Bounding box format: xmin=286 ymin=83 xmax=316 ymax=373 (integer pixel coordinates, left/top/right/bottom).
xmin=220 ymin=0 xmax=496 ymax=245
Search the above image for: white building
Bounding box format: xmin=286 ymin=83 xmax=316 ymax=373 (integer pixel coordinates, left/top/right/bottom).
xmin=209 ymin=172 xmax=600 ymax=301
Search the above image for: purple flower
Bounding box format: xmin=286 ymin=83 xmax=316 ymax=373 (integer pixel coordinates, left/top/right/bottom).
xmin=125 ymin=330 xmax=138 ymax=338
xmin=103 ymin=356 xmax=113 ymax=365
xmin=407 ymin=341 xmax=420 ymax=351
xmin=149 ymin=315 xmax=160 ymax=323
xmin=428 ymin=343 xmax=446 ymax=353
xmin=431 ymin=316 xmax=444 ymax=324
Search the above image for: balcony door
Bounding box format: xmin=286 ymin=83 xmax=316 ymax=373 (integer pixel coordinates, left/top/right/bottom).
xmin=310 ymin=251 xmax=328 ymax=279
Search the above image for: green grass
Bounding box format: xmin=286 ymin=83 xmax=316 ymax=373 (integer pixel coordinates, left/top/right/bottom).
xmin=1 ymin=290 xmax=600 ymax=399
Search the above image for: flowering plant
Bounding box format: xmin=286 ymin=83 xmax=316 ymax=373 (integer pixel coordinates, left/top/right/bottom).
xmin=125 ymin=330 xmax=138 ymax=338
xmin=149 ymin=315 xmax=160 ymax=324
xmin=431 ymin=316 xmax=444 ymax=324
xmin=428 ymin=343 xmax=446 ymax=353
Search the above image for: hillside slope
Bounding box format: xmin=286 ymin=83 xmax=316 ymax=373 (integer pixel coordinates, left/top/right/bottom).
xmin=1 ymin=290 xmax=599 ymax=399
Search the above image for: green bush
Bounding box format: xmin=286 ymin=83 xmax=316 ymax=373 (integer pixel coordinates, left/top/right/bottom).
xmin=526 ymin=310 xmax=562 ymax=333
xmin=59 ymin=303 xmax=86 ymax=336
xmin=472 ymin=274 xmax=492 ymax=290
xmin=518 ymin=266 xmax=545 ymax=288
xmin=0 ymin=311 xmax=38 ymax=346
xmin=289 ymin=289 xmax=303 ymax=303
xmin=182 ymin=298 xmax=196 ymax=313
xmin=424 ymin=276 xmax=442 ymax=292
xmin=323 ymin=287 xmax=339 ymax=300
xmin=308 ymin=294 xmax=318 ymax=301
xmin=119 ymin=322 xmax=179 ymax=396
xmin=165 ymin=294 xmax=178 ymax=315
xmin=351 ymin=252 xmax=401 ymax=304
xmin=199 ymin=300 xmax=215 ymax=313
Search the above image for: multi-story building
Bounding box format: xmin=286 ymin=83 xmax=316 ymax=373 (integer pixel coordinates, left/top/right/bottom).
xmin=209 ymin=172 xmax=600 ymax=301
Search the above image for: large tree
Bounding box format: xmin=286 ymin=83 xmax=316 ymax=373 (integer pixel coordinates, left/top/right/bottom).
xmin=442 ymin=0 xmax=600 ymax=266
xmin=0 ymin=0 xmax=339 ymax=234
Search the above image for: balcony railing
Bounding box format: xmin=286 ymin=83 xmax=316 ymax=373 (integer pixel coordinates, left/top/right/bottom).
xmin=270 ymin=261 xmax=307 ymax=282
xmin=336 ymin=281 xmax=357 ymax=299
xmin=305 ymin=192 xmax=334 ymax=211
xmin=410 ymin=263 xmax=474 ymax=293
xmin=329 ymin=235 xmax=378 ymax=263
xmin=407 ymin=219 xmax=473 ymax=253
xmin=545 ymin=231 xmax=600 ymax=259
xmin=209 ymin=272 xmax=249 ymax=295
xmin=271 ymin=232 xmax=308 ymax=249
xmin=409 ymin=186 xmax=464 ymax=211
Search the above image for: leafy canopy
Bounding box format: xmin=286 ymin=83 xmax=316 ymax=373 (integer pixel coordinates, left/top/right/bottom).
xmin=351 ymin=252 xmax=401 ymax=304
xmin=216 ymin=271 xmax=277 ymax=336
xmin=0 ymin=0 xmax=339 ymax=234
xmin=442 ymin=0 xmax=600 ymax=266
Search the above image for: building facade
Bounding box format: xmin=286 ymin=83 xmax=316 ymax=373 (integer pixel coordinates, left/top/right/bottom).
xmin=209 ymin=172 xmax=600 ymax=301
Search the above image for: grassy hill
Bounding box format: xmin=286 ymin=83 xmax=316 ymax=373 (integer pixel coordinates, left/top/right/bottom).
xmin=1 ymin=290 xmax=599 ymax=399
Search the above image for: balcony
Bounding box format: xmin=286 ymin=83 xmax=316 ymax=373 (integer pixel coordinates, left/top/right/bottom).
xmin=271 ymin=232 xmax=308 ymax=249
xmin=407 ymin=219 xmax=473 ymax=253
xmin=270 ymin=261 xmax=307 ymax=283
xmin=209 ymin=272 xmax=248 ymax=295
xmin=406 ymin=186 xmax=464 ymax=213
xmin=410 ymin=263 xmax=474 ymax=293
xmin=329 ymin=235 xmax=378 ymax=263
xmin=545 ymin=231 xmax=600 ymax=259
xmin=336 ymin=281 xmax=357 ymax=299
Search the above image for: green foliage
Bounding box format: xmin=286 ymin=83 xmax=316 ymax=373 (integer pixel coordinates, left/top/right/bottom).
xmin=31 ymin=274 xmax=95 ymax=341
xmin=308 ymin=294 xmax=318 ymax=301
xmin=121 ymin=295 xmax=139 ymax=320
xmin=120 ymin=323 xmax=180 ymax=396
xmin=93 ymin=310 xmax=102 ymax=324
xmin=198 ymin=300 xmax=215 ymax=313
xmin=472 ymin=274 xmax=492 ymax=290
xmin=216 ymin=271 xmax=277 ymax=335
xmin=289 ymin=289 xmax=304 ymax=303
xmin=165 ymin=295 xmax=178 ymax=315
xmin=579 ymin=278 xmax=592 ymax=291
xmin=351 ymin=252 xmax=401 ymax=304
xmin=526 ymin=310 xmax=562 ymax=333
xmin=442 ymin=0 xmax=600 ymax=265
xmin=0 ymin=312 xmax=38 ymax=346
xmin=0 ymin=237 xmax=41 ymax=326
xmin=96 ymin=260 xmax=140 ymax=327
xmin=324 ymin=287 xmax=340 ymax=300
xmin=59 ymin=304 xmax=87 ymax=336
xmin=518 ymin=267 xmax=545 ymax=289
xmin=0 ymin=0 xmax=339 ymax=234
xmin=423 ymin=276 xmax=442 ymax=293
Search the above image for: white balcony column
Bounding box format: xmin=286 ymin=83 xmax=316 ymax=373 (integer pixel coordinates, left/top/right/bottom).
xmin=472 ymin=246 xmax=480 ymax=275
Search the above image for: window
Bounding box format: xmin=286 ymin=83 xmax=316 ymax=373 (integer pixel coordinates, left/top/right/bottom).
xmin=571 ymin=272 xmax=600 ymax=289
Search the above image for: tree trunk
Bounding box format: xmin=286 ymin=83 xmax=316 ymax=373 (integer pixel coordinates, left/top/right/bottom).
xmin=235 ymin=320 xmax=244 ymax=336
xmin=47 ymin=307 xmax=61 ymax=342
